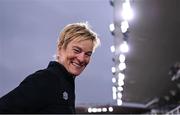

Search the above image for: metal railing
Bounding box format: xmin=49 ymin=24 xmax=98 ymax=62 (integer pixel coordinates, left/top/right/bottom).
xmin=166 ymin=105 xmax=180 ymax=114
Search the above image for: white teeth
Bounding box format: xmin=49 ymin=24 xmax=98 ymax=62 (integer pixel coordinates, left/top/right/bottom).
xmin=72 ymin=62 xmax=82 ymax=68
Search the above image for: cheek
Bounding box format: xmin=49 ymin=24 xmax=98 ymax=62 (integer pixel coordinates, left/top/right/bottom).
xmin=58 ymin=50 xmax=67 ymax=63
xmin=85 ymin=57 xmax=91 ymax=64
xmin=67 ymin=53 xmax=76 ymax=61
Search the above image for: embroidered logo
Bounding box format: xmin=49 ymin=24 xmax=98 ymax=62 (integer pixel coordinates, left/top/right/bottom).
xmin=63 ymin=91 xmax=68 ymax=100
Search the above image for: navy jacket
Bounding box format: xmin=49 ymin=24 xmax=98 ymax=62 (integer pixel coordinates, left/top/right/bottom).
xmin=0 ymin=61 xmax=75 ymax=113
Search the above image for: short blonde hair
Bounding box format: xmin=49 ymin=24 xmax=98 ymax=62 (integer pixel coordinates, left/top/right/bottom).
xmin=57 ymin=22 xmax=100 ymax=52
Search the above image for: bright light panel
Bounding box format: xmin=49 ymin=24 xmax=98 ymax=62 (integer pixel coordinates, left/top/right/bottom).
xmin=109 ymin=23 xmax=115 ymax=32
xmin=118 ymin=72 xmax=125 ymax=81
xmin=110 ymin=45 xmax=115 ymax=53
xmin=118 ymin=79 xmax=124 ymax=86
xmin=108 ymin=107 xmax=113 ymax=112
xmin=117 ymin=99 xmax=123 ymax=106
xmin=119 ymin=54 xmax=126 ymax=63
xmin=121 ymin=0 xmax=133 ymax=20
xmin=117 ymin=92 xmax=123 ymax=99
xmin=111 ymin=66 xmax=116 ymax=73
xmin=118 ymin=62 xmax=126 ymax=71
xmin=120 ymin=41 xmax=129 ymax=53
xmin=121 ymin=20 xmax=129 ymax=33
xmin=117 ymin=86 xmax=123 ymax=91
xmin=112 ymin=77 xmax=116 ymax=83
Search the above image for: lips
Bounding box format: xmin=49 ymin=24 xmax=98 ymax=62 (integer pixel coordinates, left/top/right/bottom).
xmin=72 ymin=61 xmax=84 ymax=68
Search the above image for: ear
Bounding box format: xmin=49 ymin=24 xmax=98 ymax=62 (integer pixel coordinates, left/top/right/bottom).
xmin=58 ymin=44 xmax=62 ymax=50
xmin=56 ymin=44 xmax=62 ymax=60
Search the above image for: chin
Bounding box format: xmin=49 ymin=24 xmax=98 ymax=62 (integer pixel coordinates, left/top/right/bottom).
xmin=70 ymin=71 xmax=82 ymax=76
xmin=73 ymin=73 xmax=81 ymax=76
xmin=69 ymin=68 xmax=84 ymax=76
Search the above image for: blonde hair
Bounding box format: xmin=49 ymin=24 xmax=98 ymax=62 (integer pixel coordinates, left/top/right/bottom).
xmin=57 ymin=22 xmax=100 ymax=52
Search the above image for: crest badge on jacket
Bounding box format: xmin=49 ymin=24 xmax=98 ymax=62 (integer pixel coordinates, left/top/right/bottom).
xmin=63 ymin=91 xmax=68 ymax=100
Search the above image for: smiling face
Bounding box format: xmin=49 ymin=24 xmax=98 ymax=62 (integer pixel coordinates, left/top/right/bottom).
xmin=57 ymin=38 xmax=93 ymax=76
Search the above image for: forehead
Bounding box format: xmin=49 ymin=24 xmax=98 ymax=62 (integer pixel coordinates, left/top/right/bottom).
xmin=68 ymin=38 xmax=94 ymax=51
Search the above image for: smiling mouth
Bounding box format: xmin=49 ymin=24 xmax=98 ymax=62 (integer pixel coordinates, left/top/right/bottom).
xmin=72 ymin=62 xmax=84 ymax=68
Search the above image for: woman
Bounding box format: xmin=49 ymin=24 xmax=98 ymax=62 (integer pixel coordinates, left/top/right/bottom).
xmin=0 ymin=22 xmax=100 ymax=113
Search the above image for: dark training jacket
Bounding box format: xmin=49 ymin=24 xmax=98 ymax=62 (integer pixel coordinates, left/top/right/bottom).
xmin=0 ymin=61 xmax=75 ymax=114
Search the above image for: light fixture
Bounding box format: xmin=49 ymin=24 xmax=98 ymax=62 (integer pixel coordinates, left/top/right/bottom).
xmin=121 ymin=0 xmax=133 ymax=21
xmin=117 ymin=92 xmax=123 ymax=99
xmin=110 ymin=45 xmax=115 ymax=53
xmin=111 ymin=66 xmax=116 ymax=73
xmin=88 ymin=108 xmax=92 ymax=113
xmin=118 ymin=79 xmax=124 ymax=86
xmin=119 ymin=54 xmax=126 ymax=63
xmin=109 ymin=23 xmax=115 ymax=32
xmin=109 ymin=0 xmax=134 ymax=106
xmin=118 ymin=62 xmax=126 ymax=71
xmin=121 ymin=20 xmax=129 ymax=33
xmin=112 ymin=77 xmax=116 ymax=83
xmin=108 ymin=107 xmax=113 ymax=112
xmin=120 ymin=41 xmax=129 ymax=53
xmin=117 ymin=86 xmax=123 ymax=91
xmin=112 ymin=86 xmax=117 ymax=100
xmin=102 ymin=108 xmax=107 ymax=112
xmin=117 ymin=99 xmax=123 ymax=106
xmin=118 ymin=72 xmax=125 ymax=81
xmin=109 ymin=23 xmax=115 ymax=35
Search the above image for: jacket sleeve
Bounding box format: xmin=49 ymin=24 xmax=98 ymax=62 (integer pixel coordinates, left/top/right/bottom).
xmin=0 ymin=70 xmax=57 ymax=113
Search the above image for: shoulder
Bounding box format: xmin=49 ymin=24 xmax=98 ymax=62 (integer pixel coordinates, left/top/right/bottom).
xmin=20 ymin=69 xmax=57 ymax=88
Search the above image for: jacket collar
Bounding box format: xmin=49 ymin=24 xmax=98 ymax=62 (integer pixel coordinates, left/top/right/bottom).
xmin=47 ymin=61 xmax=75 ymax=82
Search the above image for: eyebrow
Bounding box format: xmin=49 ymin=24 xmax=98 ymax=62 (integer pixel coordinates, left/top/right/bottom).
xmin=73 ymin=46 xmax=92 ymax=54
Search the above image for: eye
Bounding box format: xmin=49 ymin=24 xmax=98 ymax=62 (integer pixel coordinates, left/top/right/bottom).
xmin=85 ymin=52 xmax=92 ymax=57
xmin=73 ymin=48 xmax=81 ymax=54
